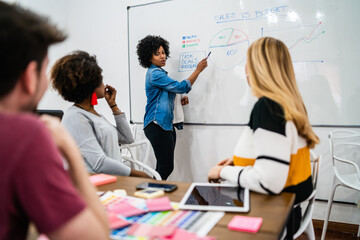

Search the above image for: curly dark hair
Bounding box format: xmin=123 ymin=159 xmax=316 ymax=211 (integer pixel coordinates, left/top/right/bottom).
xmin=136 ymin=35 xmax=170 ymax=68
xmin=50 ymin=50 xmax=103 ymax=103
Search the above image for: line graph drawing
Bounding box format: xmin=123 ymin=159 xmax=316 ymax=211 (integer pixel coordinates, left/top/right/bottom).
xmin=261 ymin=21 xmax=326 ymax=62
xmin=208 ymin=28 xmax=249 ymax=70
xmin=288 ymin=22 xmax=325 ymax=49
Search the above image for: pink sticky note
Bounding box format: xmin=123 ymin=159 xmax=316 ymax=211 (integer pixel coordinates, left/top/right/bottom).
xmin=89 ymin=174 xmax=117 ymax=186
xmin=108 ymin=201 xmax=146 ymax=217
xmin=127 ymin=223 xmax=176 ymax=237
xmin=161 ymin=229 xmax=214 ymax=240
xmin=227 ymin=215 xmax=263 ymax=233
xmin=126 ymin=223 xmax=142 ymax=235
xmin=108 ymin=212 xmax=130 ymax=229
xmin=170 ymin=229 xmax=197 ymax=240
xmin=146 ymin=196 xmax=173 ymax=212
xmin=148 ymin=225 xmax=176 ymax=237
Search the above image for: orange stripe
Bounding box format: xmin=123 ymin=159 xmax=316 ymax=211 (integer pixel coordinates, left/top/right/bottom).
xmin=285 ymin=147 xmax=311 ymax=188
xmin=233 ymin=155 xmax=255 ymax=166
xmin=233 ymin=147 xmax=311 ymax=188
xmin=158 ymin=210 xmax=178 ymax=225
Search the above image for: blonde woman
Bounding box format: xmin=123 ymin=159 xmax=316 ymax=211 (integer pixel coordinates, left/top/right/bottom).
xmin=208 ymin=37 xmax=319 ymax=238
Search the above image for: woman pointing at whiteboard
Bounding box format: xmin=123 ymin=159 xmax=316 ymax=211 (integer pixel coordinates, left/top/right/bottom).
xmin=136 ymin=35 xmax=208 ymax=180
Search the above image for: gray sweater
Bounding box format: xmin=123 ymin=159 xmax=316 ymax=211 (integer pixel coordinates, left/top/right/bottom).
xmin=62 ymin=106 xmax=134 ymax=176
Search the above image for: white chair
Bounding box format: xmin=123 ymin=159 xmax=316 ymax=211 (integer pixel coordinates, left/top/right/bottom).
xmin=120 ymin=124 xmax=162 ymax=180
xmin=293 ymin=151 xmax=320 ymax=240
xmin=280 ymin=151 xmax=320 ymax=240
xmin=321 ymin=130 xmax=360 ymax=240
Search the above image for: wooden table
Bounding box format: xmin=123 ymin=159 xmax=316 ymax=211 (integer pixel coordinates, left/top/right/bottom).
xmin=98 ymin=176 xmax=295 ymax=240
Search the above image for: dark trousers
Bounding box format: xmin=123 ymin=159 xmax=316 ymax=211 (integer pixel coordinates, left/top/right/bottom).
xmin=144 ymin=122 xmax=176 ymax=180
xmin=284 ymin=205 xmax=301 ymax=239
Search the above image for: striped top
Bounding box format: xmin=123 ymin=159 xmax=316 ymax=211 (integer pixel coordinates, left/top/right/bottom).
xmin=220 ymin=97 xmax=313 ymax=204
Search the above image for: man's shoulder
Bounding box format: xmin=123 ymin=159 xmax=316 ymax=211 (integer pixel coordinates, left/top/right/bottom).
xmin=0 ymin=112 xmax=58 ymax=173
xmin=0 ymin=112 xmax=43 ymax=132
xmin=0 ymin=112 xmax=53 ymax=154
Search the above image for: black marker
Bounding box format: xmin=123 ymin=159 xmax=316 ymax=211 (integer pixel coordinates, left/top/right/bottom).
xmin=207 ymin=51 xmax=212 ymax=58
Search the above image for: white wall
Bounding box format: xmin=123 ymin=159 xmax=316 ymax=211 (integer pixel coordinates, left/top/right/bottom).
xmin=15 ymin=0 xmax=359 ymax=225
xmin=16 ymin=0 xmax=130 ymax=123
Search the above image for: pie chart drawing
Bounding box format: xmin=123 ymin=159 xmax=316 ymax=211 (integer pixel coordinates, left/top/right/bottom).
xmin=209 ymin=28 xmax=249 ymax=70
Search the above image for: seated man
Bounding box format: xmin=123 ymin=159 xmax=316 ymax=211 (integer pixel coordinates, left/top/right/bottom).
xmin=0 ymin=2 xmax=108 ymax=239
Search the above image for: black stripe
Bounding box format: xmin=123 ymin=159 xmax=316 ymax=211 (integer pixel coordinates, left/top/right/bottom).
xmin=283 ymin=176 xmax=313 ymax=204
xmin=237 ymin=169 xmax=244 ymax=188
xmin=260 ymin=183 xmax=276 ymax=195
xmin=249 ymin=97 xmax=286 ymax=135
xmin=257 ymin=155 xmax=289 ymax=165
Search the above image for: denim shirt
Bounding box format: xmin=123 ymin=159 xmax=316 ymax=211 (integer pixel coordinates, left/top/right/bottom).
xmin=144 ymin=64 xmax=192 ymax=131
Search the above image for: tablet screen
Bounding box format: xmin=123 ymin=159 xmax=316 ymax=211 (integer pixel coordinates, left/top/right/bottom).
xmin=185 ymin=185 xmax=244 ymax=207
xmin=179 ymin=183 xmax=250 ymax=212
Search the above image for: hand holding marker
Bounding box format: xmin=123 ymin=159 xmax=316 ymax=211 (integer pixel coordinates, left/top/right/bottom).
xmin=196 ymin=51 xmax=210 ymax=70
xmin=183 ymin=52 xmax=210 ymax=103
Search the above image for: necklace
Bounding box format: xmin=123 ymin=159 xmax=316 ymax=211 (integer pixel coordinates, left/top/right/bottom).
xmin=74 ymin=103 xmax=101 ymax=116
xmin=74 ymin=103 xmax=92 ymax=111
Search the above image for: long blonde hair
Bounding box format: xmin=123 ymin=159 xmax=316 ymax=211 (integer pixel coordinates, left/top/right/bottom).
xmin=246 ymin=37 xmax=319 ymax=148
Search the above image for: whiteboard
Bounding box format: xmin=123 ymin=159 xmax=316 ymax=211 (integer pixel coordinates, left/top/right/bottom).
xmin=128 ymin=0 xmax=360 ymax=126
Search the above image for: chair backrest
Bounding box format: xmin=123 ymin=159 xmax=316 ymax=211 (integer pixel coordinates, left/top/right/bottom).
xmin=122 ymin=124 xmax=149 ymax=165
xmin=329 ymin=130 xmax=360 ymax=162
xmin=310 ymin=150 xmax=320 ymax=191
xmin=292 ymin=151 xmax=320 ymax=239
xmin=120 ymin=141 xmax=161 ymax=180
xmin=328 ymin=130 xmax=360 ymax=189
xmin=120 ymin=123 xmax=162 ymax=180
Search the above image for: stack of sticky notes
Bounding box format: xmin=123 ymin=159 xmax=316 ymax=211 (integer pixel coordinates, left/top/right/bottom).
xmin=127 ymin=223 xmax=176 ymax=238
xmin=227 ymin=216 xmax=263 ymax=233
xmin=108 ymin=212 xmax=131 ymax=229
xmin=107 ymin=199 xmax=146 ymax=217
xmin=146 ymin=196 xmax=173 ymax=212
xmin=89 ymin=174 xmax=117 ymax=186
xmin=127 ymin=223 xmax=214 ymax=240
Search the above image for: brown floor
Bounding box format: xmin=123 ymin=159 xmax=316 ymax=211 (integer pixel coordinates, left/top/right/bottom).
xmin=297 ymin=223 xmax=360 ymax=240
xmin=297 ymin=229 xmax=360 ymax=240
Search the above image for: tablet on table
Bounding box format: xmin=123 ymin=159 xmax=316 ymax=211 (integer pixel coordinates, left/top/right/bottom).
xmin=179 ymin=182 xmax=250 ymax=212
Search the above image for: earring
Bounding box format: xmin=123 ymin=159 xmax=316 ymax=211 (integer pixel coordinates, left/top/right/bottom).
xmin=91 ymin=92 xmax=98 ymax=105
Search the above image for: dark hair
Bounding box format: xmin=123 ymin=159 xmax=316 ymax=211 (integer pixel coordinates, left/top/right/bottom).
xmin=51 ymin=51 xmax=103 ymax=103
xmin=0 ymin=2 xmax=66 ymax=98
xmin=136 ymin=35 xmax=170 ymax=68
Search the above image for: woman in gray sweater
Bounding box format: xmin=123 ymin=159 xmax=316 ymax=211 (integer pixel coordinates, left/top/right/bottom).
xmin=51 ymin=50 xmax=149 ymax=178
